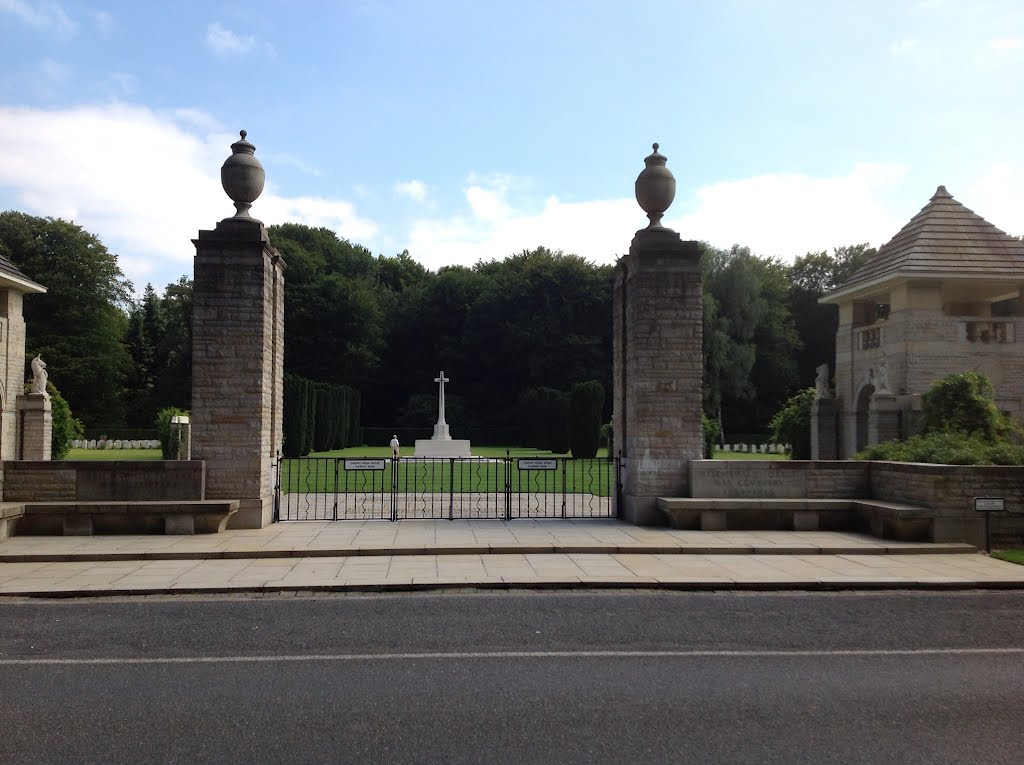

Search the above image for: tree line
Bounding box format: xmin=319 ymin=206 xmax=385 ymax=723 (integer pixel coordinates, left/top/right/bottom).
xmin=0 ymin=211 xmax=874 ymax=444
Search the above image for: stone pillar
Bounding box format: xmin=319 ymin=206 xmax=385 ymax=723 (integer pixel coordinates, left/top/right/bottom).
xmin=169 ymin=415 xmax=191 ymax=460
xmin=17 ymin=393 xmax=51 ymax=460
xmin=191 ymin=131 xmax=285 ymax=529
xmin=613 ymin=144 xmax=703 ymax=525
xmin=810 ymin=398 xmax=839 ymax=460
xmin=868 ymin=392 xmax=900 ymax=447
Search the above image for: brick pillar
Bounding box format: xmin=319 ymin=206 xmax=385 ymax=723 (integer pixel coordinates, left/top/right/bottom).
xmin=613 ymin=229 xmax=703 ymax=525
xmin=810 ymin=397 xmax=839 ymax=459
xmin=192 ymin=217 xmax=284 ymax=528
xmin=17 ymin=393 xmax=51 ymax=460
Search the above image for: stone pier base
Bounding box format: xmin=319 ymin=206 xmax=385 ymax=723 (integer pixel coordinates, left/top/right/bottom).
xmin=17 ymin=394 xmax=51 ymax=460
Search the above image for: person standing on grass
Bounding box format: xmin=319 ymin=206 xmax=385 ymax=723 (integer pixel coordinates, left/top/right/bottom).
xmin=390 ymin=434 xmax=400 ymax=459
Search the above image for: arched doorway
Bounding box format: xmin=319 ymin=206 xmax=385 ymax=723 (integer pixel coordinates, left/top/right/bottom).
xmin=855 ymin=383 xmax=875 ymax=452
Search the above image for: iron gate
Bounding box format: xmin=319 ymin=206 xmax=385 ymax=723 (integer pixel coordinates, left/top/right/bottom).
xmin=274 ymin=456 xmax=619 ymax=521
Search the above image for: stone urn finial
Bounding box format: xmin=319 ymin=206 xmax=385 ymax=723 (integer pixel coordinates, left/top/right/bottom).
xmin=221 ymin=129 xmax=265 ymax=218
xmin=634 ymin=142 xmax=676 ymax=229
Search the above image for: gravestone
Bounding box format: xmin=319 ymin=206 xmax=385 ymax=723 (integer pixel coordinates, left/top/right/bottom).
xmin=613 ymin=144 xmax=703 ymax=524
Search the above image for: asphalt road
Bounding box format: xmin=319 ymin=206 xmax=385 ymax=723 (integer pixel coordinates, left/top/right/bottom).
xmin=1 ymin=591 xmax=1022 ymax=764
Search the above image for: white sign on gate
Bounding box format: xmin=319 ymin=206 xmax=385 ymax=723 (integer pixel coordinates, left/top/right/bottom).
xmin=518 ymin=458 xmax=558 ymax=471
xmin=344 ymin=459 xmax=387 ymax=471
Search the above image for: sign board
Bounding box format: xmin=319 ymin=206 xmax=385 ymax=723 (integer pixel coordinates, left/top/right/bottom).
xmin=344 ymin=459 xmax=386 ymax=471
xmin=974 ymin=497 xmax=1005 ymax=513
xmin=518 ymin=458 xmax=558 ymax=471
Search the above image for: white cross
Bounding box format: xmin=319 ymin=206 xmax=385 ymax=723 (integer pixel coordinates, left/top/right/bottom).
xmin=434 ymin=371 xmax=449 ymax=426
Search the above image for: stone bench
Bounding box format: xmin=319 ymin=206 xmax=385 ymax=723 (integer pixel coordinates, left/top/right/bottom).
xmin=0 ymin=502 xmax=26 ymax=541
xmin=14 ymin=500 xmax=239 ymax=536
xmin=657 ymin=498 xmax=934 ymax=541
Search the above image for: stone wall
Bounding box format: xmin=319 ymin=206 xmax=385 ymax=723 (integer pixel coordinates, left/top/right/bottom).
xmin=2 ymin=461 xmax=205 ymax=502
xmin=689 ymin=459 xmax=1024 ymax=545
xmin=0 ymin=289 xmax=27 ymax=463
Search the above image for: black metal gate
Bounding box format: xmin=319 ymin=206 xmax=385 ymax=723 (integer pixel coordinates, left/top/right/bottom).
xmin=273 ymin=455 xmax=619 ymax=521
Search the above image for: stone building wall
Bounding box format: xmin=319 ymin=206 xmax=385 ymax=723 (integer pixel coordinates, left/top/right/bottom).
xmin=0 ymin=289 xmax=26 ymax=461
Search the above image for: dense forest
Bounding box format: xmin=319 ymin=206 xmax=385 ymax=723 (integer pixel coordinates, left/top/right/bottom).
xmin=0 ymin=211 xmax=874 ymax=442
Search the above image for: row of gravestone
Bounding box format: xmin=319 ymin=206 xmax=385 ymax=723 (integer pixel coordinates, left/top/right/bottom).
xmin=721 ymin=443 xmax=789 ymax=454
xmin=71 ymin=439 xmax=161 ymax=450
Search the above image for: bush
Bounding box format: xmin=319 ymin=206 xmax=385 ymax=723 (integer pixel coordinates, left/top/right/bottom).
xmin=856 ymin=431 xmax=1024 ymax=465
xmin=919 ymin=372 xmax=1016 ymax=439
xmin=702 ymin=412 xmax=719 ymax=459
xmin=49 ymin=381 xmax=84 ymax=460
xmin=155 ymin=405 xmax=188 ymax=459
xmin=569 ymin=380 xmax=604 ymax=458
xmin=768 ymin=388 xmax=814 ymax=459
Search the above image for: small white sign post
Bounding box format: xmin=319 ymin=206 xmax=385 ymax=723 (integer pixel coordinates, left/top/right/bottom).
xmin=974 ymin=496 xmax=1006 ymax=553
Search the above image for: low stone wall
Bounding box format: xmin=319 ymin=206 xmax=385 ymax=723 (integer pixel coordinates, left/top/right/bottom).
xmin=2 ymin=461 xmax=206 ymax=502
xmin=690 ymin=460 xmax=869 ymax=499
xmin=688 ymin=460 xmax=1024 ymax=546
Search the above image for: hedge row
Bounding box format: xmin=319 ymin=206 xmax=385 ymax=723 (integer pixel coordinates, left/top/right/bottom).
xmin=283 ymin=374 xmax=361 ymax=457
xmin=517 ymin=380 xmax=604 ymax=457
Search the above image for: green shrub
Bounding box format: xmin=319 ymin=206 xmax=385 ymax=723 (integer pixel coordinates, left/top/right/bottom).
xmin=569 ymin=380 xmax=604 ymax=458
xmin=702 ymin=412 xmax=719 ymax=458
xmin=768 ymin=388 xmax=814 ymax=459
xmin=49 ymin=382 xmax=84 ymax=460
xmin=919 ymin=372 xmax=1013 ymax=439
xmin=855 ymin=431 xmax=1024 ymax=465
xmin=155 ymin=405 xmax=188 ymax=459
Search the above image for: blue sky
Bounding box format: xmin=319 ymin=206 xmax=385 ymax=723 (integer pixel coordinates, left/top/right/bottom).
xmin=1 ymin=0 xmax=1022 ymax=293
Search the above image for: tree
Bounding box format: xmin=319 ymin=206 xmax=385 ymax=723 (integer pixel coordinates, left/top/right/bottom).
xmin=569 ymin=380 xmax=604 ymax=458
xmin=0 ymin=212 xmax=133 ymax=426
xmin=788 ymin=244 xmax=875 ymax=389
xmin=919 ymin=372 xmax=1017 ymax=440
xmin=48 ymin=381 xmax=84 ymax=460
xmin=768 ymin=388 xmax=815 ymax=459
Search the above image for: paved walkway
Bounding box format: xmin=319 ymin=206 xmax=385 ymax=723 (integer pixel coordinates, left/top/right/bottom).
xmin=1 ymin=520 xmax=1022 ymax=596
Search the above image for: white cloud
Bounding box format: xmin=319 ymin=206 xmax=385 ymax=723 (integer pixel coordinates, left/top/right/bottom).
xmin=0 ymin=104 xmax=378 ymax=290
xmin=205 ymin=21 xmax=260 ymax=57
xmin=990 ymin=39 xmax=1021 ymax=50
xmin=965 ymin=165 xmax=1024 ymax=237
xmin=403 ymin=164 xmax=912 ymax=271
xmin=394 ymin=179 xmax=427 ymax=202
xmin=889 ymin=39 xmax=918 ymax=54
xmin=0 ymin=0 xmax=76 ymax=37
xmin=91 ymin=9 xmax=112 ymax=34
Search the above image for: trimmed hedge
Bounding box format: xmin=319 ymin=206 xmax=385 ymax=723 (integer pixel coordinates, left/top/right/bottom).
xmin=284 ymin=374 xmax=360 ymax=457
xmin=570 ymin=380 xmax=604 ymax=458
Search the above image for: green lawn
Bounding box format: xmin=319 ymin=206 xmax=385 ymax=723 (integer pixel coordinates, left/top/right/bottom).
xmin=992 ymin=550 xmax=1024 ymax=565
xmin=64 ymin=448 xmax=162 ymax=461
xmin=712 ymin=450 xmax=787 ymax=460
xmin=280 ymin=449 xmax=615 ymax=496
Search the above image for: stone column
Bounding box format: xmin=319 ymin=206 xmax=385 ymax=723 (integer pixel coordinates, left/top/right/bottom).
xmin=810 ymin=398 xmax=839 ymax=460
xmin=169 ymin=415 xmax=191 ymax=460
xmin=17 ymin=393 xmax=51 ymax=460
xmin=868 ymin=392 xmax=900 ymax=447
xmin=613 ymin=144 xmax=703 ymax=525
xmin=191 ymin=132 xmax=285 ymax=529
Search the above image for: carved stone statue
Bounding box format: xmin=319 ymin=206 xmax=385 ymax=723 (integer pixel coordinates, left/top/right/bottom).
xmin=814 ymin=364 xmax=830 ymax=399
xmin=30 ymin=354 xmax=48 ymax=396
xmin=877 ymin=356 xmax=890 ymax=394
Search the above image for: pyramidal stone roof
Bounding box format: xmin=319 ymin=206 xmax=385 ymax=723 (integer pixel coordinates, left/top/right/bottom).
xmin=831 ymin=185 xmax=1024 ymax=297
xmin=0 ymin=252 xmax=45 ymax=292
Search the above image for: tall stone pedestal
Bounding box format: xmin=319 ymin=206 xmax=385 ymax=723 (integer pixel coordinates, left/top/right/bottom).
xmin=17 ymin=393 xmax=51 ymax=460
xmin=192 ymin=217 xmax=284 ymax=528
xmin=868 ymin=392 xmax=901 ymax=447
xmin=613 ymin=229 xmax=703 ymax=524
xmin=810 ymin=398 xmax=839 ymax=460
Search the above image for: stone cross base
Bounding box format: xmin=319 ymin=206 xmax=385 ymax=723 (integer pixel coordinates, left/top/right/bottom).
xmin=17 ymin=393 xmax=51 ymax=460
xmin=414 ymin=439 xmax=472 ymax=458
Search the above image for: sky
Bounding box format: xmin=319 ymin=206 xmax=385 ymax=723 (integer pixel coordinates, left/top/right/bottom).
xmin=1 ymin=0 xmax=1023 ymax=294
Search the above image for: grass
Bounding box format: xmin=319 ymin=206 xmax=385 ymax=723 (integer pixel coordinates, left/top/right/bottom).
xmin=712 ymin=450 xmax=787 ymax=460
xmin=280 ymin=448 xmax=615 ymax=496
xmin=64 ymin=448 xmax=162 ymax=461
xmin=992 ymin=550 xmax=1024 ymax=565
